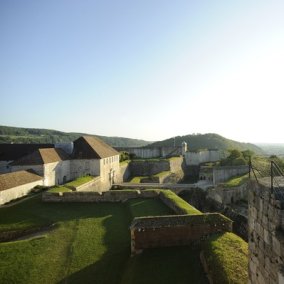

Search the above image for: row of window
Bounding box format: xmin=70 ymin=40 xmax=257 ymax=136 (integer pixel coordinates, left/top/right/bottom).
xmin=103 ymin=155 xmax=118 ymax=165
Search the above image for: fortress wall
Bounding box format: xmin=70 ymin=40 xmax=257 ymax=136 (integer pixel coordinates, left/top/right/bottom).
xmin=130 ymin=214 xmax=232 ymax=254
xmin=184 ymin=150 xmax=223 ymax=166
xmin=248 ymin=181 xmax=284 ymax=283
xmin=42 ymin=189 xmax=159 ymax=202
xmin=213 ymin=165 xmax=249 ymax=185
xmin=115 ymin=147 xmax=182 ymax=159
xmin=116 ymin=162 xmax=131 ymax=183
xmin=207 ymin=182 xmax=248 ymax=205
xmin=130 ymin=160 xmax=170 ymax=176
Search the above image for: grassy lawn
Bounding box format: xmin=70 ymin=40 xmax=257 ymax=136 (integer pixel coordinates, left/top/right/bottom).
xmin=65 ymin=176 xmax=94 ymax=188
xmin=126 ymin=198 xmax=173 ymax=219
xmin=121 ymin=246 xmax=207 ymax=284
xmin=203 ymin=232 xmax=248 ymax=284
xmin=0 ymin=194 xmax=247 ymax=284
xmin=161 ymin=190 xmax=202 ymax=215
xmin=0 ymin=195 xmax=208 ymax=284
xmin=129 ymin=176 xmax=143 ymax=183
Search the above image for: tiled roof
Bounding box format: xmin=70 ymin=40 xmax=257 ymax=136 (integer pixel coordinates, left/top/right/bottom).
xmin=72 ymin=136 xmax=119 ymax=159
xmin=0 ymin=144 xmax=54 ymax=161
xmin=0 ymin=170 xmax=43 ymax=191
xmin=11 ymin=148 xmax=69 ymax=166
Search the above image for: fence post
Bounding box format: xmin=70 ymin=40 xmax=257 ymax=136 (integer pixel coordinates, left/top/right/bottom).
xmin=271 ymin=161 xmax=274 ymax=192
xmin=249 ymin=156 xmax=251 ymax=179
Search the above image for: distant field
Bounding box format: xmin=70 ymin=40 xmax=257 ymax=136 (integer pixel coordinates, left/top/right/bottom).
xmin=0 ymin=196 xmax=207 ymax=284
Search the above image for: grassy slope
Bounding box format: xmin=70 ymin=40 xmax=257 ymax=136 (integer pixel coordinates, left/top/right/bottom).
xmin=0 ymin=195 xmax=207 ymax=284
xmin=203 ymin=232 xmax=248 ymax=284
xmin=222 ymin=174 xmax=249 ymax=188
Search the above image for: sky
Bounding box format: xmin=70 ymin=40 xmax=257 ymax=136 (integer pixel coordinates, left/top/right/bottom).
xmin=0 ymin=0 xmax=284 ymax=143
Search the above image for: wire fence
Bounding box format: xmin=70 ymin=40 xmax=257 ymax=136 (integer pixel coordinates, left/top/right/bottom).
xmin=250 ymin=156 xmax=284 ymax=199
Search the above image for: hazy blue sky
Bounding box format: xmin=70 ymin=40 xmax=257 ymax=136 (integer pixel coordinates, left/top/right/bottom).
xmin=1 ymin=0 xmax=284 ymax=142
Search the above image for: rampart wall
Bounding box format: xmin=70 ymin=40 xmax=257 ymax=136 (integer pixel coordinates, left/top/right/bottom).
xmin=213 ymin=165 xmax=249 ymax=185
xmin=248 ymin=181 xmax=284 ymax=283
xmin=42 ymin=190 xmax=159 ymax=202
xmin=115 ymin=146 xmax=182 ymax=159
xmin=130 ymin=214 xmax=232 ymax=254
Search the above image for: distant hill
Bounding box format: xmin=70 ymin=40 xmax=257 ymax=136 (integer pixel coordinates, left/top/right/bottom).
xmin=149 ymin=133 xmax=263 ymax=154
xmin=0 ymin=125 xmax=151 ymax=147
xmin=256 ymin=143 xmax=284 ymax=156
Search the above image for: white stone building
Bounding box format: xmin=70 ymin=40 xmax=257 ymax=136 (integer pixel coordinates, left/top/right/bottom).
xmin=0 ymin=136 xmax=120 ymax=204
xmin=0 ymin=170 xmax=43 ymax=205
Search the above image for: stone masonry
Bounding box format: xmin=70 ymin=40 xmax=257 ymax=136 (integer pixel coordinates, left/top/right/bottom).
xmin=248 ymin=181 xmax=284 ymax=284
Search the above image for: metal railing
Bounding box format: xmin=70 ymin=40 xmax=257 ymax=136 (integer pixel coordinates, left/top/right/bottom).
xmin=249 ymin=156 xmax=284 ymax=198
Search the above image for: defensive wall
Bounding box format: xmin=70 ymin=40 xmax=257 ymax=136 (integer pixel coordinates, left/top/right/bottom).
xmin=119 ymin=157 xmax=184 ymax=183
xmin=248 ymin=181 xmax=284 ymax=283
xmin=213 ymin=165 xmax=249 ymax=185
xmin=42 ymin=189 xmax=160 ymax=202
xmin=207 ymin=182 xmax=248 ymax=205
xmin=184 ymin=150 xmax=225 ymax=166
xmin=115 ymin=146 xmax=182 ymax=159
xmin=130 ymin=213 xmax=232 ymax=254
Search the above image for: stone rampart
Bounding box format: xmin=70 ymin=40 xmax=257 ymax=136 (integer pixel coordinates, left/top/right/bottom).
xmin=207 ymin=182 xmax=248 ymax=205
xmin=130 ymin=160 xmax=170 ymax=176
xmin=130 ymin=213 xmax=232 ymax=254
xmin=42 ymin=190 xmax=159 ymax=202
xmin=74 ymin=177 xmax=101 ymax=192
xmin=115 ymin=146 xmax=182 ymax=159
xmin=248 ymin=181 xmax=284 ymax=283
xmin=213 ymin=165 xmax=249 ymax=185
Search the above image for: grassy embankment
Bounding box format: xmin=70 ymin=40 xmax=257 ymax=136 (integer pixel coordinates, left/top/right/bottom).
xmin=48 ymin=176 xmax=94 ymax=193
xmin=221 ymin=174 xmax=249 ymax=188
xmin=0 ymin=194 xmax=207 ymax=284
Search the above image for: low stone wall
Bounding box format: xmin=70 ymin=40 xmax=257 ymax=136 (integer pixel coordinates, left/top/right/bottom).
xmin=42 ymin=190 xmax=159 ymax=202
xmin=207 ymin=182 xmax=248 ymax=205
xmin=130 ymin=160 xmax=170 ymax=176
xmin=74 ymin=177 xmax=101 ymax=192
xmin=248 ymin=181 xmax=284 ymax=283
xmin=130 ymin=213 xmax=232 ymax=254
xmin=213 ymin=165 xmax=249 ymax=185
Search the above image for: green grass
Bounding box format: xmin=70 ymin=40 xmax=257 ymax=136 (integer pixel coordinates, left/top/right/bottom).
xmin=203 ymin=232 xmax=248 ymax=284
xmin=65 ymin=176 xmax=94 ymax=188
xmin=121 ymin=246 xmax=208 ymax=284
xmin=129 ymin=176 xmax=143 ymax=183
xmin=126 ymin=198 xmax=173 ymax=219
xmin=222 ymin=174 xmax=249 ymax=188
xmin=0 ymin=195 xmax=246 ymax=284
xmin=48 ymin=186 xmax=72 ymax=193
xmin=160 ymin=190 xmax=202 ymax=215
xmin=153 ymin=171 xmax=171 ymax=178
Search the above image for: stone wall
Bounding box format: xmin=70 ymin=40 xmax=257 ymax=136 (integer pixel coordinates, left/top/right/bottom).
xmin=42 ymin=189 xmax=159 ymax=202
xmin=130 ymin=160 xmax=170 ymax=176
xmin=44 ymin=160 xmax=71 ymax=186
xmin=115 ymin=146 xmax=182 ymax=159
xmin=0 ymin=179 xmax=43 ymax=205
xmin=213 ymin=165 xmax=249 ymax=185
xmin=184 ymin=150 xmax=225 ymax=166
xmin=248 ymin=181 xmax=284 ymax=283
xmin=117 ymin=162 xmax=131 ymax=183
xmin=130 ymin=214 xmax=232 ymax=254
xmin=207 ymin=182 xmax=248 ymax=205
xmin=74 ymin=177 xmax=101 ymax=192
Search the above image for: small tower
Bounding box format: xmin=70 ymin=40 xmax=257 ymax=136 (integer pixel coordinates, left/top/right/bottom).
xmin=181 ymin=141 xmax=187 ymax=155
